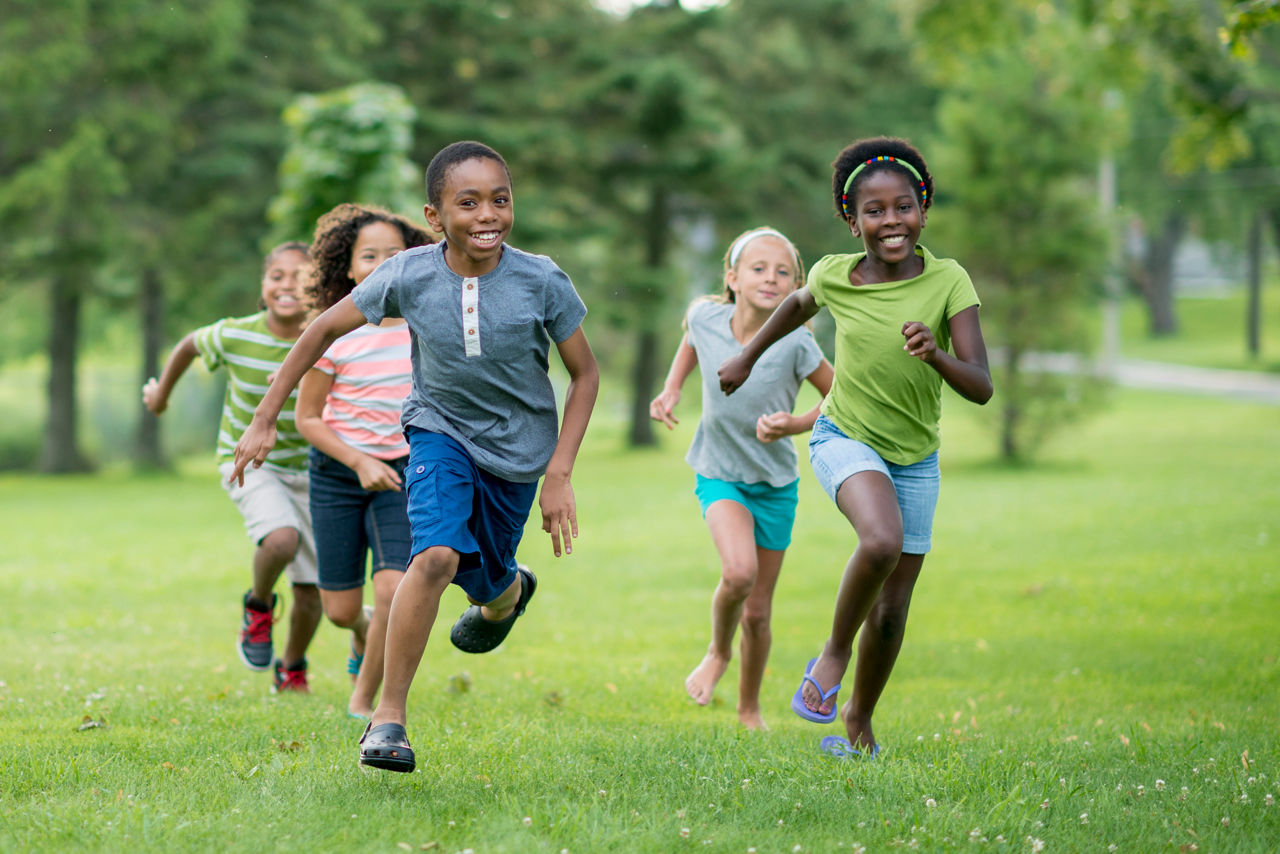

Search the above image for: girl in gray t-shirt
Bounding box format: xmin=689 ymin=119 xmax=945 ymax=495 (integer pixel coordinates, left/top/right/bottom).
xmin=650 ymin=226 xmax=833 ymax=730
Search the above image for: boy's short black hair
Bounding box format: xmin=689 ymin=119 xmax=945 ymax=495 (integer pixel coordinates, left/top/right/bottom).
xmin=425 ymin=141 xmax=511 ymax=208
xmin=832 ymin=136 xmax=933 ymax=220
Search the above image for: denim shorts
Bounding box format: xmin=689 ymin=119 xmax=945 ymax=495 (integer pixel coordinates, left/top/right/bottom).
xmin=807 ymin=415 xmax=939 ymax=555
xmin=404 ymin=427 xmax=537 ymax=605
xmin=694 ymin=475 xmax=799 ymax=551
xmin=307 ymin=447 xmax=412 ymax=592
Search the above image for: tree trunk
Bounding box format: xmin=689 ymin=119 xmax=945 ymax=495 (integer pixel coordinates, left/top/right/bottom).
xmin=999 ymin=345 xmax=1021 ymax=461
xmin=39 ymin=274 xmax=92 ymax=473
xmin=629 ymin=183 xmax=670 ymax=447
xmin=1141 ymin=211 xmax=1184 ymax=337
xmin=134 ymin=266 xmax=169 ymax=469
xmin=1246 ymin=212 xmax=1264 ymax=360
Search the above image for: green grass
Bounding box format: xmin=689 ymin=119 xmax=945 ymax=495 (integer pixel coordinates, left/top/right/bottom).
xmin=2 ymin=388 xmax=1278 ymax=853
xmin=1115 ymin=283 xmax=1280 ymax=372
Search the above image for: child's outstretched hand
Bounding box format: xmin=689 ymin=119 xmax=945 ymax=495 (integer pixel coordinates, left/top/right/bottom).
xmin=756 ymin=411 xmax=795 ymax=443
xmin=902 ymin=321 xmax=938 ymax=363
xmin=649 ymin=388 xmax=682 ymax=430
xmin=141 ymin=378 xmax=167 ymax=415
xmin=718 ymin=353 xmax=752 ymax=395
xmin=539 ymin=472 xmax=578 ymax=557
xmin=229 ymin=416 xmax=278 ymax=486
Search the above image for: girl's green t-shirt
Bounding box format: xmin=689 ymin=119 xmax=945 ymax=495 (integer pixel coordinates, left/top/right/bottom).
xmin=807 ymin=245 xmax=980 ymax=465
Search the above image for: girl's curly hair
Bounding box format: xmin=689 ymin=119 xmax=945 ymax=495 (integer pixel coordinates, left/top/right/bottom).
xmin=831 ymin=136 xmax=934 ymax=221
xmin=308 ymin=204 xmax=434 ymax=310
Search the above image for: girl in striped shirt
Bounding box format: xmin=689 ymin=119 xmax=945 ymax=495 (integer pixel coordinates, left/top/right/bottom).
xmin=297 ymin=204 xmax=432 ymax=719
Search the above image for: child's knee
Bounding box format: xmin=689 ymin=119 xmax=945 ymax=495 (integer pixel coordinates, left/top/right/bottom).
xmin=258 ymin=527 xmax=300 ymax=562
xmin=291 ymin=583 xmax=322 ymax=615
xmin=740 ymin=606 xmax=771 ymax=637
xmin=321 ymin=594 xmax=363 ymax=628
xmin=856 ymin=530 xmax=903 ymax=574
xmin=867 ymin=600 xmax=909 ymax=641
xmin=408 ymin=547 xmax=458 ymax=589
xmin=719 ymin=564 xmax=756 ymax=600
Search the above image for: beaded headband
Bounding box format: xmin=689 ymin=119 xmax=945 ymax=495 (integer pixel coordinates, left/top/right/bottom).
xmin=727 ymin=227 xmax=794 ymax=267
xmin=840 ymin=156 xmax=928 ymax=217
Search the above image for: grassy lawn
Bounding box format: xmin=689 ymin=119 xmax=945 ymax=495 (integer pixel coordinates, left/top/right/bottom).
xmin=1115 ymin=282 xmax=1280 ymax=373
xmin=1 ymin=387 xmax=1277 ymax=852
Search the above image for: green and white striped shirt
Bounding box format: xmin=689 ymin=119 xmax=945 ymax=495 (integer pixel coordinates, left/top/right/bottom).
xmin=193 ymin=312 xmax=308 ymax=472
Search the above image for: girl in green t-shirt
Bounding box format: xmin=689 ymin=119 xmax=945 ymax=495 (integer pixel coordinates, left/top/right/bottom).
xmin=719 ymin=137 xmax=993 ymax=759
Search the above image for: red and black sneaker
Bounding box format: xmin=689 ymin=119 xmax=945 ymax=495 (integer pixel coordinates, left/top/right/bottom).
xmin=272 ymin=658 xmax=309 ymax=693
xmin=237 ymin=591 xmax=277 ymax=671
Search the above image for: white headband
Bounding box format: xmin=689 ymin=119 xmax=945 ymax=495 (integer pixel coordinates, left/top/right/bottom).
xmin=728 ymin=228 xmax=792 ymax=267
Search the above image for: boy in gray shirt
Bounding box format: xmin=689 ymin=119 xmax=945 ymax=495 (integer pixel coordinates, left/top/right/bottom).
xmin=231 ymin=141 xmax=599 ymax=773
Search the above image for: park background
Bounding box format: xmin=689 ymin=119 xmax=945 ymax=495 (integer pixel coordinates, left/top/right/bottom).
xmin=2 ymin=0 xmax=1278 ymax=852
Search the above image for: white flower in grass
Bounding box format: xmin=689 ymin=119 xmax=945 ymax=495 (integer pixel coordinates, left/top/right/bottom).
xmin=924 ymin=798 xmax=937 ymax=808
xmin=1221 ymin=816 xmax=1230 ymax=826
xmin=1080 ymin=812 xmax=1089 ymax=824
xmin=1155 ymin=779 xmax=1166 ymax=790
xmin=522 ymin=817 xmax=532 ymax=827
xmin=995 ymin=836 xmax=1006 ymax=844
xmin=1107 ymin=845 xmax=1118 ymax=852
xmin=679 ymin=828 xmax=690 ymax=839
xmin=1265 ymin=794 xmax=1274 ymax=806
xmin=1040 ymin=799 xmax=1049 ymax=809
xmin=598 ymin=790 xmax=607 ymax=798
xmin=852 ymin=846 xmax=867 ymax=854
xmin=1027 ymin=836 xmax=1045 ymax=853
xmin=1240 ymin=793 xmax=1249 ymax=803
xmin=778 ymin=820 xmax=785 ymax=826
xmin=1248 ymin=776 xmax=1257 ymax=785
xmin=793 ymin=846 xmax=803 ymax=853
xmin=1136 ymin=785 xmax=1145 ymax=797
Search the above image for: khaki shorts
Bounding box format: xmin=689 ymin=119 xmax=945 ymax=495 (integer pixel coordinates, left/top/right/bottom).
xmin=218 ymin=462 xmax=318 ymax=585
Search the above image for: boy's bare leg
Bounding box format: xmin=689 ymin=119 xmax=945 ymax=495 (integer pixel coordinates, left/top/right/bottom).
xmin=686 ymin=500 xmax=757 ymax=706
xmin=842 ymin=553 xmax=924 ymax=751
xmin=282 ymin=583 xmax=322 ymax=666
xmin=370 ymin=547 xmax=458 ymax=728
xmin=801 ymin=471 xmax=902 ymax=716
xmin=250 ymin=527 xmax=298 ymax=605
xmin=349 ymin=569 xmax=404 ymax=718
xmin=476 ymin=571 xmax=522 ymax=620
xmin=736 ymin=547 xmax=785 ymax=729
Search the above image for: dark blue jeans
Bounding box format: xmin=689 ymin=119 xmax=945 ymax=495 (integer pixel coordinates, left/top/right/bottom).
xmin=308 ymin=447 xmax=411 ymax=591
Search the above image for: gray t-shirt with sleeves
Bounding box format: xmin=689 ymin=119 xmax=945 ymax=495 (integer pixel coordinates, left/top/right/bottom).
xmin=351 ymin=242 xmax=587 ymax=483
xmin=684 ymin=300 xmax=825 ymax=488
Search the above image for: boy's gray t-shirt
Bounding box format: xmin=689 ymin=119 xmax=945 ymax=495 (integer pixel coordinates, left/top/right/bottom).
xmin=685 ymin=300 xmax=825 ymax=487
xmin=352 ymin=242 xmax=587 ymax=483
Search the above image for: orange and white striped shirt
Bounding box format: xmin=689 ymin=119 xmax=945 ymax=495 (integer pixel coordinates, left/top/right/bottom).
xmin=314 ymin=323 xmax=411 ymax=460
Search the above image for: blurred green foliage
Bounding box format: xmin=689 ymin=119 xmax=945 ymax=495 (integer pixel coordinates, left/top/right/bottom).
xmin=1 ymin=0 xmax=1276 ymax=470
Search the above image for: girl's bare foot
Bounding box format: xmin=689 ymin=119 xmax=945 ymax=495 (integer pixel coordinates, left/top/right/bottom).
xmin=841 ymin=706 xmax=877 ymax=753
xmin=685 ymin=649 xmax=730 ymax=705
xmin=737 ymin=706 xmax=768 ymax=730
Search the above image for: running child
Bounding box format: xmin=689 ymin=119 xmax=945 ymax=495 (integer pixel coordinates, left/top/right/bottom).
xmin=230 ymin=141 xmax=599 ymax=773
xmin=718 ymin=137 xmax=993 ymax=758
xmin=296 ymin=203 xmax=433 ymax=719
xmin=649 ymin=226 xmax=833 ymax=730
xmin=143 ymin=242 xmax=323 ymax=693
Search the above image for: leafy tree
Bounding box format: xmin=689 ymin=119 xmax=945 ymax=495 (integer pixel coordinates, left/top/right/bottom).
xmin=266 ymin=82 xmax=422 ymax=244
xmin=917 ymin=2 xmax=1119 ymax=459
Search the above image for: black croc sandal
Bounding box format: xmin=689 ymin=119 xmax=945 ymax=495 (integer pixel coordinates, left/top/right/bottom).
xmin=359 ymin=722 xmax=415 ymax=773
xmin=449 ymin=566 xmax=537 ymax=654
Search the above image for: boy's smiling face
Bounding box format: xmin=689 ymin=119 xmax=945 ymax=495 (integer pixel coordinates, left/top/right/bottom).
xmin=260 ymin=248 xmax=309 ymax=323
xmin=425 ymin=156 xmax=513 ymax=278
